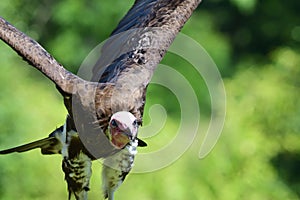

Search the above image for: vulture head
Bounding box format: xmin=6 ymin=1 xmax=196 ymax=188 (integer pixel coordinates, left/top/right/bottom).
xmin=108 ymin=111 xmax=139 ymax=149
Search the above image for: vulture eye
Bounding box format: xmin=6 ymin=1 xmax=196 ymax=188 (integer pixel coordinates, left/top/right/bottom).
xmin=110 ymin=119 xmax=118 ymax=128
xmin=133 ymin=120 xmax=138 ymax=127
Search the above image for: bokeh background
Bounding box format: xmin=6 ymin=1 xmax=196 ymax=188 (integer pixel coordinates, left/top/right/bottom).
xmin=0 ymin=0 xmax=300 ymax=199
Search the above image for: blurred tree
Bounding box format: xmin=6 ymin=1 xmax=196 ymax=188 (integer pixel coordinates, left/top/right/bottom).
xmin=201 ymin=0 xmax=300 ymax=74
xmin=222 ymin=47 xmax=300 ymax=199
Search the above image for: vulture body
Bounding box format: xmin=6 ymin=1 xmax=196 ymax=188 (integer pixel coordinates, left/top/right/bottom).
xmin=0 ymin=0 xmax=201 ymax=199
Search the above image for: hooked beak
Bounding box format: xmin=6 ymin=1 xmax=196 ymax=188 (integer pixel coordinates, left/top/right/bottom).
xmin=110 ymin=128 xmax=131 ymax=149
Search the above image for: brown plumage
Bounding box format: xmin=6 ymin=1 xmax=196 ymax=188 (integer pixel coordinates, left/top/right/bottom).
xmin=0 ymin=1 xmax=201 ymax=151
xmin=0 ymin=0 xmax=201 ymax=199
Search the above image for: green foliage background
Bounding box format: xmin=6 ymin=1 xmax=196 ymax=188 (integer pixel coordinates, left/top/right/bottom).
xmin=0 ymin=0 xmax=300 ymax=199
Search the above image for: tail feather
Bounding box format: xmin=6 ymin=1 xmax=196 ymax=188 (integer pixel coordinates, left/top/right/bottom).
xmin=0 ymin=137 xmax=57 ymax=154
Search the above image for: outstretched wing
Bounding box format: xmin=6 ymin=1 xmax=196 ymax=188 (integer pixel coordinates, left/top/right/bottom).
xmin=69 ymin=0 xmax=202 ymax=158
xmin=0 ymin=17 xmax=99 ymax=95
xmin=93 ymin=0 xmax=201 ymax=83
xmin=0 ymin=137 xmax=57 ymax=154
xmin=90 ymin=0 xmax=202 ymax=120
xmin=0 ymin=0 xmax=201 ymax=158
xmin=0 ymin=125 xmax=64 ymax=155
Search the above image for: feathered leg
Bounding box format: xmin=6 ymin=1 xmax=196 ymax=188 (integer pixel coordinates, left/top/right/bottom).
xmin=102 ymin=140 xmax=138 ymax=200
xmin=62 ymin=129 xmax=92 ymax=200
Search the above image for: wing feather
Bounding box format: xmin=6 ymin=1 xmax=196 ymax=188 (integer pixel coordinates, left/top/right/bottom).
xmin=90 ymin=0 xmax=201 ymax=120
xmin=92 ymin=0 xmax=201 ymax=84
xmin=0 ymin=137 xmax=57 ymax=154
